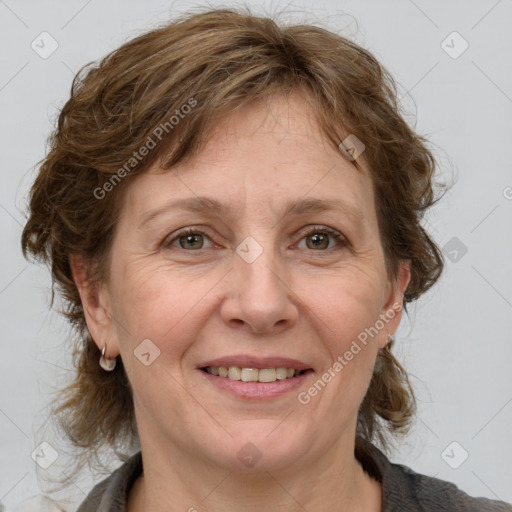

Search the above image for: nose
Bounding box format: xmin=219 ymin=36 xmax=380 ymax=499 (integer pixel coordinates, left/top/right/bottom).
xmin=220 ymin=243 xmax=299 ymax=335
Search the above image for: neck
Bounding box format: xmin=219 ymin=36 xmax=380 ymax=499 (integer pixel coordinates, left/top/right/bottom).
xmin=127 ymin=432 xmax=382 ymax=512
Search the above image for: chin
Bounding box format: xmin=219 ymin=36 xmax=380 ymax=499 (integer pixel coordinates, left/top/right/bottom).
xmin=201 ymin=427 xmax=309 ymax=473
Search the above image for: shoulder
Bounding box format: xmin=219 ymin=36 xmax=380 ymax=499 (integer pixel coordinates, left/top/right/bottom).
xmin=76 ymin=443 xmax=511 ymax=512
xmin=356 ymin=438 xmax=512 ymax=512
xmin=76 ymin=451 xmax=143 ymax=512
xmin=386 ymin=460 xmax=512 ymax=511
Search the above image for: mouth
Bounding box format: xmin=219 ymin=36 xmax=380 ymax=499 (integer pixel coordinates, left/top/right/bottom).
xmin=200 ymin=366 xmax=312 ymax=383
xmin=196 ymin=357 xmax=314 ymax=400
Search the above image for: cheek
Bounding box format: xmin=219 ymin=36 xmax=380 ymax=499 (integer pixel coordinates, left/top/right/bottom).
xmin=303 ymin=266 xmax=384 ymax=347
xmin=109 ymin=261 xmax=213 ymax=354
xmin=296 ymin=271 xmax=382 ymax=403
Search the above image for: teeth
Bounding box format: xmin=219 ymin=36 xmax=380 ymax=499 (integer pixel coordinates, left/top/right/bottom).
xmin=204 ymin=366 xmax=305 ymax=383
xmin=227 ymin=367 xmax=241 ymax=380
xmin=257 ymin=368 xmax=276 ymax=382
xmin=275 ymin=368 xmax=288 ymax=380
xmin=241 ymin=368 xmax=259 ymax=382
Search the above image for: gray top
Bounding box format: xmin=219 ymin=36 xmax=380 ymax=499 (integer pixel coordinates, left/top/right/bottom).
xmin=76 ymin=438 xmax=512 ymax=511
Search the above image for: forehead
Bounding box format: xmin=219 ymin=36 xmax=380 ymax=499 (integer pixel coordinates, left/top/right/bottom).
xmin=123 ymin=92 xmax=375 ymax=224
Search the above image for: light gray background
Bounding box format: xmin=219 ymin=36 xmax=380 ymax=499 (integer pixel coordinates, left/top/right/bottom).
xmin=1 ymin=0 xmax=511 ymax=510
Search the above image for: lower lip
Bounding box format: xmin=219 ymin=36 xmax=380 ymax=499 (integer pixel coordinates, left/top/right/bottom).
xmin=198 ymin=369 xmax=314 ymax=400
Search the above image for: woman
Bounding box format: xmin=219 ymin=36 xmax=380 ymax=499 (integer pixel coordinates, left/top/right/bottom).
xmin=21 ymin=7 xmax=512 ymax=512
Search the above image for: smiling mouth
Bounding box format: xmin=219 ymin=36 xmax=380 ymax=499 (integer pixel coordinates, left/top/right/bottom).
xmin=201 ymin=366 xmax=312 ymax=383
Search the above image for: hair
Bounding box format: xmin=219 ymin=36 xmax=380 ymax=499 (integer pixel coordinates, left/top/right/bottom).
xmin=21 ymin=5 xmax=445 ymax=487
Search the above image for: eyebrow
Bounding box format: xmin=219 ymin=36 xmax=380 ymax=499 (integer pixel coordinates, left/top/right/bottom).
xmin=139 ymin=196 xmax=361 ymax=228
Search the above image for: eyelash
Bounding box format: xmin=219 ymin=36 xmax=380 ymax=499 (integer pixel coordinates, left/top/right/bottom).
xmin=162 ymin=225 xmax=348 ymax=253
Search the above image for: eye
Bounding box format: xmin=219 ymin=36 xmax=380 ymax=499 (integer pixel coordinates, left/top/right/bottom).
xmin=163 ymin=228 xmax=214 ymax=250
xmin=297 ymin=226 xmax=348 ymax=251
xmin=162 ymin=225 xmax=348 ymax=253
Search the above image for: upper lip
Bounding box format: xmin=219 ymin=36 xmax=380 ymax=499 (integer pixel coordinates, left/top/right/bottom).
xmin=198 ymin=355 xmax=312 ymax=371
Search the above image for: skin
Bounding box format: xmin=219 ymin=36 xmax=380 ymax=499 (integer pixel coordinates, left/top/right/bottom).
xmin=72 ymin=91 xmax=410 ymax=512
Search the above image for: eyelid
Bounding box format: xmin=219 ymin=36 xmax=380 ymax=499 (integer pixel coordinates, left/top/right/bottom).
xmin=295 ymin=225 xmax=348 ymax=250
xmin=162 ymin=226 xmax=217 ymax=249
xmin=162 ymin=224 xmax=348 ymax=251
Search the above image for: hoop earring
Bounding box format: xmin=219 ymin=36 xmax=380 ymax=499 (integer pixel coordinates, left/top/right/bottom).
xmin=99 ymin=343 xmax=117 ymax=371
xmin=382 ymin=329 xmax=394 ymax=352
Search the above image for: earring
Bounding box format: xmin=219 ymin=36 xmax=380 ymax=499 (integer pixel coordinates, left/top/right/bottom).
xmin=99 ymin=343 xmax=117 ymax=371
xmin=382 ymin=330 xmax=394 ymax=352
xmin=375 ymin=331 xmax=394 ymax=372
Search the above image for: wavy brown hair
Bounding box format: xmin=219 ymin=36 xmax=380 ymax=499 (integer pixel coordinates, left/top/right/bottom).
xmin=21 ymin=6 xmax=445 ymax=484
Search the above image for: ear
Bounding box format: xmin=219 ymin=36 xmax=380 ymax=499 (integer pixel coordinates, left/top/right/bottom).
xmin=378 ymin=259 xmax=411 ymax=349
xmin=69 ymin=254 xmax=119 ymax=358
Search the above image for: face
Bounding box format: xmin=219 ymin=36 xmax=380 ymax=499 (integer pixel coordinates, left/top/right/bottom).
xmin=78 ymin=92 xmax=409 ymax=474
